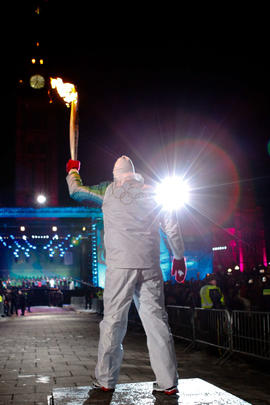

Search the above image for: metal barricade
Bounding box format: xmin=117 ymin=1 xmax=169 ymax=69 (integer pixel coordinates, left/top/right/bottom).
xmin=193 ymin=308 xmax=232 ymax=353
xmin=167 ymin=306 xmax=270 ymax=362
xmin=91 ymin=298 xmax=104 ymax=315
xmin=93 ymin=300 xmax=270 ymax=361
xmin=70 ymin=296 xmax=85 ymax=309
xmin=231 ymin=310 xmax=270 ymax=360
xmin=167 ymin=306 xmax=232 ymax=362
xmin=167 ymin=305 xmax=194 ymax=343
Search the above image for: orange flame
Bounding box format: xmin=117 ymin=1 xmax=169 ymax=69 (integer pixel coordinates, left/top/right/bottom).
xmin=50 ymin=77 xmax=78 ymax=106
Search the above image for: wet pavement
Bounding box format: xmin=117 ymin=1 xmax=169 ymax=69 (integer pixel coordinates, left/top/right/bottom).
xmin=0 ymin=306 xmax=269 ymax=405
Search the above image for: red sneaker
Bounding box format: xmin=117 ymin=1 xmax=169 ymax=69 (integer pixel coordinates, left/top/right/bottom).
xmin=92 ymin=379 xmax=115 ymax=392
xmin=153 ymin=383 xmax=178 ymax=395
xmin=164 ymin=386 xmax=178 ymax=395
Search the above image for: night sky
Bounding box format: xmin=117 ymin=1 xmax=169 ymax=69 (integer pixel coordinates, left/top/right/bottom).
xmin=3 ymin=3 xmax=270 ymax=244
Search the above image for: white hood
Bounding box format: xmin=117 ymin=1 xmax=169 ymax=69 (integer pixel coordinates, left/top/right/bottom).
xmin=113 ymin=156 xmax=135 ymax=179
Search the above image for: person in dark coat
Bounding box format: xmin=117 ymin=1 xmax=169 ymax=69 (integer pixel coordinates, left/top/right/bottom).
xmin=10 ymin=288 xmax=18 ymax=316
xmin=18 ymin=290 xmax=26 ymax=316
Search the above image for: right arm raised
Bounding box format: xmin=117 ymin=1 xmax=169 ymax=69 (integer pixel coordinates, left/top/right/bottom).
xmin=66 ymin=169 xmax=110 ymax=205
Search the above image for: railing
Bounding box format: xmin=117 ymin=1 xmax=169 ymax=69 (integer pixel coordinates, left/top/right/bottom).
xmin=193 ymin=308 xmax=232 ymax=352
xmin=231 ymin=310 xmax=270 ymax=360
xmin=89 ymin=301 xmax=270 ymax=362
xmin=91 ymin=297 xmax=104 ymax=315
xmin=166 ymin=305 xmax=194 ymax=343
xmin=166 ymin=306 xmax=270 ymax=363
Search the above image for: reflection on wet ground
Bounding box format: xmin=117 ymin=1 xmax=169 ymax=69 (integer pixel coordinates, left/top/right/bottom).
xmin=49 ymin=379 xmax=251 ymax=405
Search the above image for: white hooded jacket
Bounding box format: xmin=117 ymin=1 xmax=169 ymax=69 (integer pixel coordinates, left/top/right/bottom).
xmin=66 ymin=156 xmax=184 ymax=268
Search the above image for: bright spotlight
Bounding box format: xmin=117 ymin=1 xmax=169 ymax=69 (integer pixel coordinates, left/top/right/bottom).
xmin=155 ymin=176 xmax=190 ymax=211
xmin=37 ymin=194 xmax=46 ymax=204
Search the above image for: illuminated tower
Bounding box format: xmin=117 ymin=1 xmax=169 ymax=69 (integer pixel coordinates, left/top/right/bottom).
xmin=15 ymin=39 xmax=60 ymax=207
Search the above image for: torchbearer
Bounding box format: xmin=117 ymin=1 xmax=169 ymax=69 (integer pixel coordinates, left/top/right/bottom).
xmin=66 ymin=155 xmax=187 ymax=396
xmin=50 ymin=77 xmax=79 ymax=160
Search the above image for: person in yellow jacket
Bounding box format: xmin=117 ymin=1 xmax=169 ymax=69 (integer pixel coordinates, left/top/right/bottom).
xmin=0 ymin=293 xmax=4 ymax=317
xmin=200 ymin=274 xmax=225 ymax=309
xmin=96 ymin=288 xmax=103 ymax=300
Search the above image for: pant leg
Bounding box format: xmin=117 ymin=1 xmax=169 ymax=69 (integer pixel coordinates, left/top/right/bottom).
xmin=133 ymin=267 xmax=178 ymax=389
xmin=95 ymin=267 xmax=139 ymax=388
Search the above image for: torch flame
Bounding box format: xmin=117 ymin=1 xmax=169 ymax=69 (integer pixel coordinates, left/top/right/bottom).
xmin=50 ymin=77 xmax=78 ymax=106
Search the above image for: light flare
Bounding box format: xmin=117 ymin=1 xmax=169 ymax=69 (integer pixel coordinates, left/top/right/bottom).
xmin=155 ymin=176 xmax=190 ymax=211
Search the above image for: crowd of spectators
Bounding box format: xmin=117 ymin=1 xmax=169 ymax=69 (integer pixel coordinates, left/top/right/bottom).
xmin=164 ymin=264 xmax=270 ymax=311
xmin=0 ymin=284 xmax=31 ymax=317
xmin=0 ymin=276 xmax=79 ymax=290
xmin=0 ymin=276 xmax=106 ymax=318
xmin=0 ymin=276 xmax=81 ymax=317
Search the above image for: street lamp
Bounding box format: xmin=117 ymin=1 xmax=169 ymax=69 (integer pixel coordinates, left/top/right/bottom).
xmin=36 ymin=194 xmax=47 ymax=204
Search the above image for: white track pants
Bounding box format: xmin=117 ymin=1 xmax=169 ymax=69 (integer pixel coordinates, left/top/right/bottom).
xmin=95 ymin=267 xmax=178 ymax=389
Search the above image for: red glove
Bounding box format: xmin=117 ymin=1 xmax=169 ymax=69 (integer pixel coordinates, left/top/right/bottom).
xmin=171 ymin=257 xmax=187 ymax=283
xmin=66 ymin=159 xmax=81 ymax=173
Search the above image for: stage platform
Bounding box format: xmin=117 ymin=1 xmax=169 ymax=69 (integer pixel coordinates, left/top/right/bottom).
xmin=47 ymin=378 xmax=251 ymax=404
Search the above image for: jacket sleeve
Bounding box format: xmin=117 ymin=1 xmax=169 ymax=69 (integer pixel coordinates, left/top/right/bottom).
xmin=66 ymin=170 xmax=110 ymax=205
xmin=160 ymin=211 xmax=185 ymax=260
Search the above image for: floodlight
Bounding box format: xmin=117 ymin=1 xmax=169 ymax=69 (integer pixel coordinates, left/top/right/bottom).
xmin=155 ymin=176 xmax=190 ymax=211
xmin=37 ymin=194 xmax=46 ymax=204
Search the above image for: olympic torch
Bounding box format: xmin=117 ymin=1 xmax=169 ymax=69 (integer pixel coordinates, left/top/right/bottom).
xmin=50 ymin=77 xmax=79 ymax=160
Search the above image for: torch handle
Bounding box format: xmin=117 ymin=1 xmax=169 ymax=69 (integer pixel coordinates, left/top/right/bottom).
xmin=69 ymin=99 xmax=79 ymax=160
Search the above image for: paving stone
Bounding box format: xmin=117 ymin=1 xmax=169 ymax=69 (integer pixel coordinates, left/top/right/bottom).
xmin=0 ymin=394 xmax=12 ymax=404
xmin=19 ymin=367 xmax=39 ymax=374
xmin=50 ymin=365 xmax=70 ymax=372
xmin=3 ymin=362 xmax=21 ymax=370
xmin=16 ymin=377 xmax=37 ymax=386
xmin=13 ymin=392 xmax=47 ymax=402
xmin=10 ymin=385 xmax=35 ymax=394
xmin=35 ymin=383 xmax=54 ymax=393
xmin=53 ymin=376 xmax=79 ymax=387
xmin=0 ymin=371 xmax=18 ymax=380
xmin=68 ymin=367 xmax=91 ymax=377
xmin=52 ymin=370 xmax=72 ymax=378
